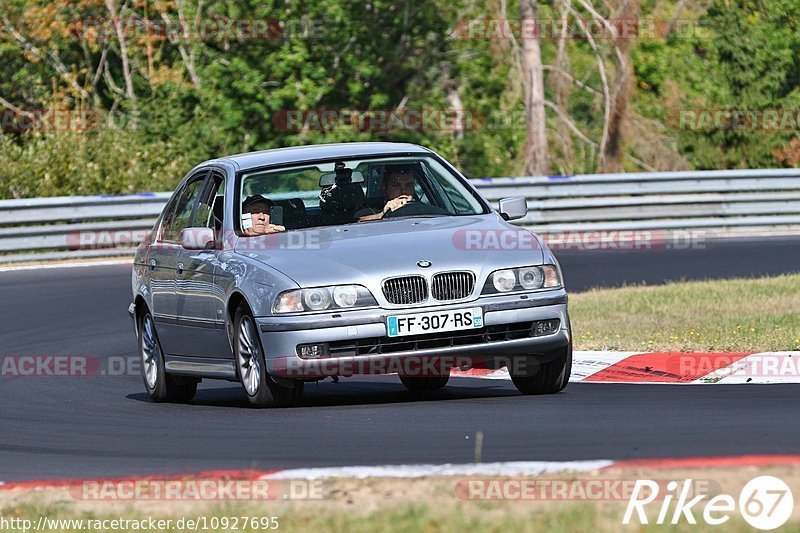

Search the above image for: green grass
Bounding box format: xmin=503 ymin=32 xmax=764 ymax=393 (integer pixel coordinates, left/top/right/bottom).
xmin=570 ymin=274 xmax=800 ymax=352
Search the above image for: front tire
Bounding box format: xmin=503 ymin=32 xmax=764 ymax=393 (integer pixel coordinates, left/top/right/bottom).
xmin=509 ymin=341 xmax=572 ymax=395
xmin=138 ymin=311 xmax=197 ymax=403
xmin=234 ymin=305 xmax=303 ymax=407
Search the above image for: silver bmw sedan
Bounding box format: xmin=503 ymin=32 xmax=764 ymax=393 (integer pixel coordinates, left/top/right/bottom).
xmin=129 ymin=142 xmax=571 ymax=407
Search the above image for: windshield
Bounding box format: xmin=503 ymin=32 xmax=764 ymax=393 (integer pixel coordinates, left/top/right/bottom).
xmin=238 ymin=156 xmax=487 ymax=234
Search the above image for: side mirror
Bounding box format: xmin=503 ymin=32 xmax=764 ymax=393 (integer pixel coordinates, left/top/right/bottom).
xmin=181 ymin=227 xmax=215 ymax=250
xmin=498 ymin=196 xmax=528 ymax=221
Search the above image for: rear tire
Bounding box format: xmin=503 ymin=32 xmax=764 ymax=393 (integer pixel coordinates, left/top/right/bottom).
xmin=399 ymin=374 xmax=450 ymax=391
xmin=234 ymin=304 xmax=303 ymax=407
xmin=138 ymin=311 xmax=197 ymax=403
xmin=510 ymin=341 xmax=572 ymax=395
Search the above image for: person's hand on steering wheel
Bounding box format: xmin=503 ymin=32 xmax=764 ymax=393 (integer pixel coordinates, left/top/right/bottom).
xmin=382 ymin=195 xmax=414 ymax=216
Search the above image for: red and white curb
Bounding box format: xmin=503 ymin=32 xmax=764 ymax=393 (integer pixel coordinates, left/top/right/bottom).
xmin=452 ymin=351 xmax=800 ymax=384
xmin=263 ymin=455 xmax=800 ymax=478
xmin=3 ymin=456 xmax=800 ymax=490
xmin=262 ymin=460 xmax=613 ymax=480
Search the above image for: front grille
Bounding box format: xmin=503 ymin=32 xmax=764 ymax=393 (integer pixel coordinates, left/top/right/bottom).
xmin=327 ymin=321 xmax=536 ymax=357
xmin=431 ymin=271 xmax=475 ymax=301
xmin=382 ymin=275 xmax=428 ymax=304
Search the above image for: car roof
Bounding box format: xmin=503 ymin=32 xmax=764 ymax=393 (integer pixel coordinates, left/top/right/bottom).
xmin=210 ymin=142 xmax=433 ymax=172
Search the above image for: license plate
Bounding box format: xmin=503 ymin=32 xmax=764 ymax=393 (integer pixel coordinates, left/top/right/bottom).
xmin=386 ymin=307 xmax=483 ymax=337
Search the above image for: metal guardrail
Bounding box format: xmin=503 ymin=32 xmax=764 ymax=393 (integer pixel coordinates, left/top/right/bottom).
xmin=0 ymin=193 xmax=170 ymax=263
xmin=473 ymin=168 xmax=800 ymax=233
xmin=1 ymin=169 xmax=799 ymax=263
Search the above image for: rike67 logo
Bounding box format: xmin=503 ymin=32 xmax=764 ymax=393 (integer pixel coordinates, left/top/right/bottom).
xmin=623 ymin=476 xmax=794 ymax=530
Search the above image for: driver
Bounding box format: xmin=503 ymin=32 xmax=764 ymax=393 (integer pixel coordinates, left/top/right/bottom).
xmin=355 ymin=165 xmax=417 ymax=221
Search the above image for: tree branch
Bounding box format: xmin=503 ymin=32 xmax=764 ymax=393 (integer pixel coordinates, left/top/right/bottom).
xmin=0 ymin=95 xmax=35 ymax=118
xmin=569 ymin=8 xmax=611 ymax=168
xmin=3 ymin=17 xmax=91 ymax=101
xmin=104 ymin=0 xmax=137 ymax=110
xmin=546 ymin=100 xmax=655 ymax=172
xmin=542 ymin=66 xmax=602 ymax=98
xmin=544 ymin=100 xmax=596 ymax=147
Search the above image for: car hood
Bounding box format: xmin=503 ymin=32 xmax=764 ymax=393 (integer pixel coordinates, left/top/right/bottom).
xmin=234 ymin=214 xmax=545 ymax=288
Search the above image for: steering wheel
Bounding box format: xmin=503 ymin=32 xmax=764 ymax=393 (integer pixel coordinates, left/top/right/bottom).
xmin=382 ymin=201 xmax=450 ymax=218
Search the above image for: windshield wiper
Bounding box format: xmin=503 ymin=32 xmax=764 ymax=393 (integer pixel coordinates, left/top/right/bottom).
xmin=378 ymin=214 xmax=450 ymax=221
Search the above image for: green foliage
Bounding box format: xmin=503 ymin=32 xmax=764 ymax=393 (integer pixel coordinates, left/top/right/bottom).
xmin=634 ymin=0 xmax=800 ymax=169
xmin=0 ymin=129 xmax=201 ymax=198
xmin=1 ymin=0 xmax=799 ymax=198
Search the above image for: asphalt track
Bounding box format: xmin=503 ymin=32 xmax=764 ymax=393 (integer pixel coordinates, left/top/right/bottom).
xmin=0 ymin=236 xmax=799 ymax=481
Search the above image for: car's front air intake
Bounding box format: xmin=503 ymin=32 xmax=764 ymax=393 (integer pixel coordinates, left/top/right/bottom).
xmin=431 ymin=271 xmax=475 ymax=301
xmin=382 ymin=275 xmax=428 ymax=304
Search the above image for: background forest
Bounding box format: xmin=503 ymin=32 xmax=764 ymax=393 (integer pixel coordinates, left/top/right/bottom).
xmin=1 ymin=0 xmax=799 ymax=198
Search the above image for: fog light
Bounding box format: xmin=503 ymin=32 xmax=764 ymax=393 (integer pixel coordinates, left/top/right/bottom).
xmin=533 ymin=319 xmax=560 ymax=337
xmin=298 ymin=343 xmax=327 ymax=358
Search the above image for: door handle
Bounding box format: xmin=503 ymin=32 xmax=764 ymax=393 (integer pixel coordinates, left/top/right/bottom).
xmin=176 ymin=263 xmax=184 ymax=274
xmin=149 ymin=259 xmax=156 ymax=271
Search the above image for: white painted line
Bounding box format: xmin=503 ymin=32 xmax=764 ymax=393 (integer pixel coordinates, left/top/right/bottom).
xmin=262 ymin=460 xmax=614 ymax=480
xmin=448 ymin=352 xmax=639 ymax=382
xmin=481 ymin=368 xmax=511 ymax=380
xmin=705 ymin=352 xmax=800 ymax=384
xmin=570 ymin=351 xmax=639 ymax=381
xmin=449 ymin=368 xmax=512 ymax=380
xmin=0 ymin=259 xmax=132 ymax=272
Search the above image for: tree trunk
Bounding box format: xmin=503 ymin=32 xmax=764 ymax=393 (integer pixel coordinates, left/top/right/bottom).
xmin=553 ymin=0 xmax=573 ymax=173
xmin=105 ymin=0 xmax=137 ymax=123
xmin=602 ymin=0 xmax=637 ymax=173
xmin=521 ymin=0 xmax=548 ymax=175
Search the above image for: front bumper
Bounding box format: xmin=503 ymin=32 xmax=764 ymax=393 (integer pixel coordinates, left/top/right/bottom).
xmin=256 ymin=289 xmax=570 ymax=379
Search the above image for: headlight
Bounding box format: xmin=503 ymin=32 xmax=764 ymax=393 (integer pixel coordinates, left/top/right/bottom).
xmin=482 ymin=265 xmax=561 ymax=295
xmin=333 ymin=285 xmax=358 ymax=307
xmin=518 ymin=267 xmax=543 ymax=289
xmin=303 ymin=287 xmax=332 ymax=310
xmin=492 ymin=269 xmax=516 ymax=292
xmin=273 ymin=285 xmax=377 ymax=314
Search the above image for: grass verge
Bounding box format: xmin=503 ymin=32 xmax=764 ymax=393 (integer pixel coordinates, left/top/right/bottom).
xmin=570 ymin=273 xmax=800 ymax=352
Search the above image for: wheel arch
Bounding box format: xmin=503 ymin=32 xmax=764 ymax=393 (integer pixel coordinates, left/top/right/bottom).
xmin=133 ymin=294 xmax=149 ymax=336
xmin=226 ymin=291 xmax=253 ymax=350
